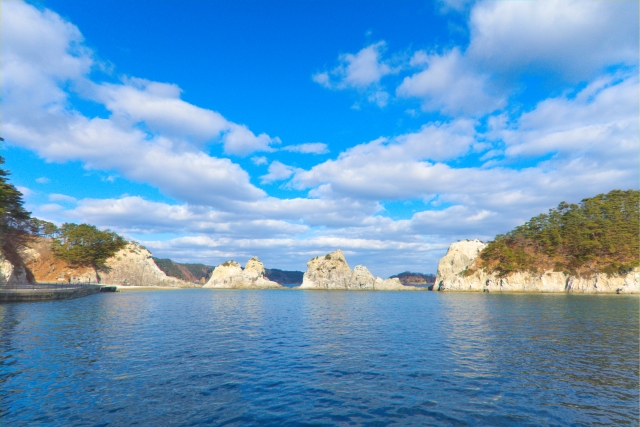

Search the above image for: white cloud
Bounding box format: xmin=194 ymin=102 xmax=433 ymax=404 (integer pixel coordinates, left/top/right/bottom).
xmin=35 ymin=177 xmax=50 ymax=184
xmin=222 ymin=124 xmax=279 ymax=156
xmin=313 ymin=42 xmax=397 ymax=107
xmin=90 ymin=78 xmax=230 ymax=142
xmin=282 ymin=143 xmax=329 ymax=155
xmin=314 ymin=42 xmax=393 ymax=89
xmin=397 ymin=48 xmax=505 ymax=115
xmin=39 ymin=203 xmax=64 ymax=213
xmin=396 ymin=0 xmax=638 ymax=115
xmin=468 ymin=0 xmax=638 ymax=80
xmin=293 ymin=119 xmax=477 ymax=199
xmin=501 ymin=74 xmax=638 ymax=164
xmin=260 ymin=161 xmax=295 ymax=184
xmin=251 ymin=156 xmax=268 ymax=165
xmin=89 ymin=77 xmax=280 ymax=155
xmin=49 ymin=193 xmax=77 ymax=203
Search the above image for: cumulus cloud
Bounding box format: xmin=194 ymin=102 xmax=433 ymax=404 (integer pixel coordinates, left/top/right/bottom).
xmin=49 ymin=193 xmax=77 ymax=203
xmin=313 ymin=42 xmax=397 ymax=107
xmin=35 ymin=177 xmax=50 ymax=184
xmin=293 ymin=119 xmax=477 ymax=199
xmin=282 ymin=142 xmax=329 ymax=154
xmin=397 ymin=49 xmax=505 ymax=116
xmin=251 ymin=156 xmax=268 ymax=165
xmin=396 ymin=0 xmax=638 ymax=115
xmin=314 ymin=42 xmax=392 ymax=89
xmin=260 ymin=161 xmax=296 ymax=184
xmin=468 ymin=0 xmax=638 ymax=79
xmin=501 ymin=73 xmax=638 ymax=165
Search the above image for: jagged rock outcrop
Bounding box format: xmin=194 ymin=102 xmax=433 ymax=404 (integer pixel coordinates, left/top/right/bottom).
xmin=435 ymin=240 xmax=639 ymax=294
xmin=0 ymin=252 xmax=29 ymax=286
xmin=22 ymin=239 xmax=195 ymax=287
xmin=203 ymin=257 xmax=282 ymax=289
xmin=299 ymin=250 xmax=418 ymax=291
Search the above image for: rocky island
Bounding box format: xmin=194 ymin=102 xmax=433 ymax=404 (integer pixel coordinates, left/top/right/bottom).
xmin=433 ymin=190 xmax=639 ymax=294
xmin=435 ymin=240 xmax=638 ymax=293
xmin=298 ymin=250 xmax=419 ymax=290
xmin=203 ymin=257 xmax=282 ymax=289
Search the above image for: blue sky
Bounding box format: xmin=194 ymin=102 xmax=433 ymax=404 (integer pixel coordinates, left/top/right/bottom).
xmin=3 ymin=0 xmax=638 ymax=276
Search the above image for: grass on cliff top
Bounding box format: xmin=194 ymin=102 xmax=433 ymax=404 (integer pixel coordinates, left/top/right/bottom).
xmin=478 ymin=189 xmax=639 ymax=278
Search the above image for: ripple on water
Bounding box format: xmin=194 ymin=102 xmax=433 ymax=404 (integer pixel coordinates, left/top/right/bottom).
xmin=0 ymin=290 xmax=638 ymax=426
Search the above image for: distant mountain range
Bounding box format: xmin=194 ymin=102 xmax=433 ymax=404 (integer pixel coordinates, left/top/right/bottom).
xmin=152 ymin=258 xmax=215 ymax=283
xmin=264 ymin=269 xmax=304 ymax=285
xmin=389 ymin=272 xmax=436 ymax=285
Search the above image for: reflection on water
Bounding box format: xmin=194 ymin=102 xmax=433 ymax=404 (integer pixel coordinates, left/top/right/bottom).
xmin=0 ymin=291 xmax=637 ymax=426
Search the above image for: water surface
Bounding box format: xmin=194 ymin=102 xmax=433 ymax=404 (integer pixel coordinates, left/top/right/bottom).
xmin=0 ymin=290 xmax=637 ymax=426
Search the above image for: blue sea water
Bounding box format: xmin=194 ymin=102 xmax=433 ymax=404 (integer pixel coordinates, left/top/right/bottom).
xmin=0 ymin=290 xmax=638 ymax=426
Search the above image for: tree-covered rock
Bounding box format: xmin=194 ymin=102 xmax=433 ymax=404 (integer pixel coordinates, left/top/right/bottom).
xmin=479 ymin=190 xmax=639 ymax=277
xmin=52 ymin=223 xmax=127 ymax=283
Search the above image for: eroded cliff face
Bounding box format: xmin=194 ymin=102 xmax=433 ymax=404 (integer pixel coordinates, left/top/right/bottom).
xmin=0 ymin=252 xmax=29 ymax=285
xmin=299 ymin=250 xmax=417 ymax=291
xmin=21 ymin=238 xmax=194 ymax=287
xmin=203 ymin=257 xmax=282 ymax=289
xmin=435 ymin=240 xmax=639 ymax=294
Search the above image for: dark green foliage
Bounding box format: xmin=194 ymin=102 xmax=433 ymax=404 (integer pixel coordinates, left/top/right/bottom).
xmin=153 ymin=257 xmax=214 ymax=282
xmin=325 ymin=254 xmax=332 ymax=260
xmin=52 ymin=223 xmax=127 ymax=283
xmin=0 ymin=155 xmax=34 ymax=265
xmin=30 ymin=218 xmax=60 ymax=238
xmin=480 ymin=190 xmax=639 ymax=277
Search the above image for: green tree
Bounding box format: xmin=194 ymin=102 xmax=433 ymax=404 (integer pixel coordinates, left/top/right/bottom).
xmin=0 ymin=155 xmax=34 ymax=263
xmin=52 ymin=223 xmax=127 ymax=283
xmin=30 ymin=218 xmax=60 ymax=238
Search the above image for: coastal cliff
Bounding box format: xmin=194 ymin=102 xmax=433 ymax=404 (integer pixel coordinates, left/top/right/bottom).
xmin=203 ymin=257 xmax=282 ymax=289
xmin=435 ymin=240 xmax=639 ymax=294
xmin=0 ymin=251 xmax=30 ymax=285
xmin=21 ymin=238 xmax=195 ymax=287
xmin=299 ymin=249 xmax=419 ymax=290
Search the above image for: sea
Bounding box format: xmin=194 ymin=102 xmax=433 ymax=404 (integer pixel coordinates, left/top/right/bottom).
xmin=0 ymin=290 xmax=638 ymax=426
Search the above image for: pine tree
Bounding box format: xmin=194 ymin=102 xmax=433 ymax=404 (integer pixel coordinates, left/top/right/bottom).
xmin=52 ymin=223 xmax=127 ymax=283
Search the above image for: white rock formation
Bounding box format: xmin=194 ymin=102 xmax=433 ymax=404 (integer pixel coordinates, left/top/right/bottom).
xmin=21 ymin=240 xmax=194 ymax=287
xmin=435 ymin=240 xmax=639 ymax=294
xmin=102 ymin=243 xmax=194 ymax=287
xmin=203 ymin=257 xmax=282 ymax=289
xmin=0 ymin=252 xmax=29 ymax=286
xmin=299 ymin=250 xmax=418 ymax=291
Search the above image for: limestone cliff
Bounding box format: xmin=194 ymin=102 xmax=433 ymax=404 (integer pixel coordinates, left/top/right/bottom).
xmin=21 ymin=238 xmax=195 ymax=287
xmin=0 ymin=251 xmax=30 ymax=286
xmin=203 ymin=257 xmax=282 ymax=289
xmin=435 ymin=240 xmax=639 ymax=294
xmin=299 ymin=249 xmax=418 ymax=291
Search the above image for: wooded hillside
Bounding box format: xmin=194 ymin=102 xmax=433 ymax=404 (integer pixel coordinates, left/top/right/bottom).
xmin=479 ymin=190 xmax=639 ymax=277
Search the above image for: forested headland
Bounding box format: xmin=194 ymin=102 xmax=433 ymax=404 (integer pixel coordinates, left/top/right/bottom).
xmin=479 ymin=190 xmax=639 ymax=277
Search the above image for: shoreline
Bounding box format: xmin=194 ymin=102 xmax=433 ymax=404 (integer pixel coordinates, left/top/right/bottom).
xmin=116 ymin=285 xmax=185 ymax=291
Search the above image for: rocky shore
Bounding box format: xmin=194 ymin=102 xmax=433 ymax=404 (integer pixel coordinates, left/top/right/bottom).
xmin=11 ymin=238 xmax=195 ymax=288
xmin=434 ymin=240 xmax=639 ymax=294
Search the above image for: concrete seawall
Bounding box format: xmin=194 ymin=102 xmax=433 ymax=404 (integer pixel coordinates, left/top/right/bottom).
xmin=0 ymin=286 xmax=103 ymax=303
